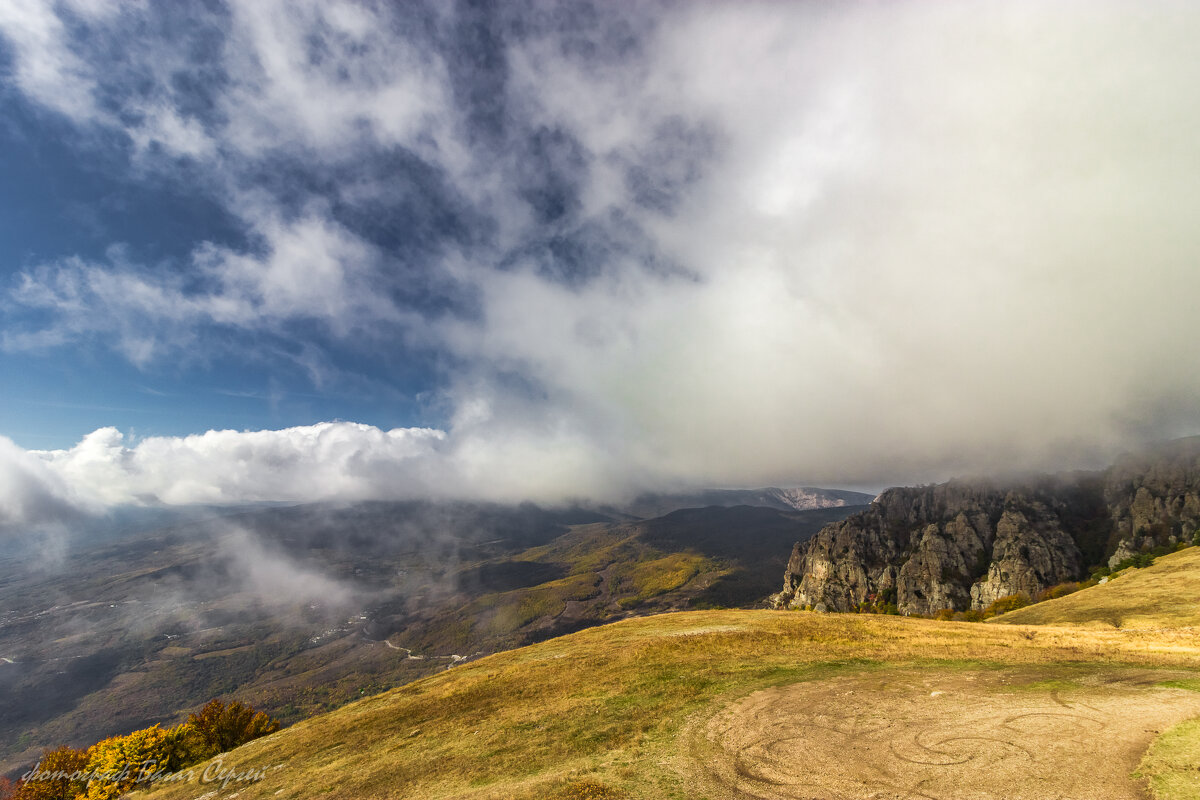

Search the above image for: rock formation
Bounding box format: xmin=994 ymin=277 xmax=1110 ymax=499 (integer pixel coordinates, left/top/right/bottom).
xmin=774 ymin=437 xmax=1200 ymax=615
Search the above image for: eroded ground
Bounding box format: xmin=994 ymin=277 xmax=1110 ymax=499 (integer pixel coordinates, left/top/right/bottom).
xmin=682 ymin=666 xmax=1200 ymax=800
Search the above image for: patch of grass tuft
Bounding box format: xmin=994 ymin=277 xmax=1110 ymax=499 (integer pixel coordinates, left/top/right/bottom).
xmin=1137 ymin=717 xmax=1200 ymax=800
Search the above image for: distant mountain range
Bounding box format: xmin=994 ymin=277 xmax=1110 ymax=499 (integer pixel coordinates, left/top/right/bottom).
xmin=617 ymin=486 xmax=875 ymax=519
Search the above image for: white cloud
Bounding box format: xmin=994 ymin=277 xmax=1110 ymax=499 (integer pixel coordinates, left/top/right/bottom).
xmin=4 ymin=204 xmax=403 ymax=362
xmin=0 ymin=435 xmax=92 ymax=534
xmin=33 ymin=423 xmax=448 ymax=506
xmin=216 ymin=0 xmax=457 ymax=162
xmin=21 ymin=418 xmax=658 ymax=509
xmin=0 ymin=0 xmax=107 ymax=122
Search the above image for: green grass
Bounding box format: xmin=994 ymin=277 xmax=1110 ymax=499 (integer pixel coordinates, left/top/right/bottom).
xmin=990 ymin=549 xmax=1200 ymax=799
xmin=627 ymin=553 xmax=706 ymax=600
xmin=1159 ymin=679 xmax=1200 ymax=693
xmin=1138 ymin=718 xmax=1200 ymax=800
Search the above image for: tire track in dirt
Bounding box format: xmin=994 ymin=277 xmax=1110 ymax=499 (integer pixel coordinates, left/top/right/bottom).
xmin=678 ymin=667 xmax=1200 ymax=800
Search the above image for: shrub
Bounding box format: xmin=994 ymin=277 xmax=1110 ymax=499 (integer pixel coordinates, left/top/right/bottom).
xmin=1037 ymin=582 xmax=1080 ymax=603
xmin=933 ymin=608 xmax=956 ymax=621
xmin=853 ymin=587 xmax=899 ymax=616
xmin=982 ymin=594 xmax=1031 ymax=619
xmin=1112 ymin=552 xmax=1156 ymax=572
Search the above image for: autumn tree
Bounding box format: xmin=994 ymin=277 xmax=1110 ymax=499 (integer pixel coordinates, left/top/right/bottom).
xmin=80 ymin=723 xmax=202 ymax=800
xmin=13 ymin=745 xmax=89 ymax=800
xmin=186 ymin=700 xmax=280 ymax=757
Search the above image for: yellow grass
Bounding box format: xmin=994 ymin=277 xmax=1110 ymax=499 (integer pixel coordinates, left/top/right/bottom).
xmin=993 ymin=546 xmax=1200 ymax=629
xmin=130 ymin=609 xmax=1200 ymax=800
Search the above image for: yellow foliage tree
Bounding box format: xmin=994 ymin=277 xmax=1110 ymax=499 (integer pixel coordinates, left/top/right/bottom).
xmin=13 ymin=745 xmax=89 ymax=800
xmin=82 ymin=724 xmax=194 ymax=800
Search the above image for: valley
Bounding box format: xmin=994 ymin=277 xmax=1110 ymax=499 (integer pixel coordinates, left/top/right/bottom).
xmin=0 ymin=497 xmax=860 ymax=777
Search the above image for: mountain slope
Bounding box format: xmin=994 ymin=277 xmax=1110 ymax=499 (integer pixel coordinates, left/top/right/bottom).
xmin=992 ymin=546 xmax=1200 ymax=628
xmin=129 ymin=609 xmax=1200 ymax=800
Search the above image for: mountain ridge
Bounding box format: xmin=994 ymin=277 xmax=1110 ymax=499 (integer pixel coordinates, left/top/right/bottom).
xmin=773 ymin=437 xmax=1200 ymax=615
xmin=616 ymin=486 xmax=874 ymax=519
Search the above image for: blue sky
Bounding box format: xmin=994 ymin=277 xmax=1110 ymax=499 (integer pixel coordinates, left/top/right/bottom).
xmin=1 ymin=1 xmax=1200 ymax=523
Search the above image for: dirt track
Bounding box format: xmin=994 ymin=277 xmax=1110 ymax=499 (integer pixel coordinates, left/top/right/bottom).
xmin=680 ymin=667 xmax=1200 ymax=800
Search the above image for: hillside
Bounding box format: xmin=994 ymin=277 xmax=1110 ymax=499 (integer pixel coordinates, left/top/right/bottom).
xmin=993 ymin=546 xmax=1200 ymax=628
xmin=776 ymin=437 xmax=1200 ymax=615
xmin=128 ymin=609 xmax=1200 ymax=800
xmin=0 ymin=501 xmax=859 ymax=776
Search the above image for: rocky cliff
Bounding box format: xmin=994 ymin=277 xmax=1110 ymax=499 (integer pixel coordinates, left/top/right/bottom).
xmin=774 ymin=438 xmax=1200 ymax=616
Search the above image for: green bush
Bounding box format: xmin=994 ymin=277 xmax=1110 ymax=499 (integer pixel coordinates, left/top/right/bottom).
xmin=1112 ymin=552 xmax=1156 ymax=572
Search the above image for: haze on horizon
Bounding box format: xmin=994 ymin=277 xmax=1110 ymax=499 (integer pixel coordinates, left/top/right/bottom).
xmin=2 ymin=1 xmax=1199 ymax=533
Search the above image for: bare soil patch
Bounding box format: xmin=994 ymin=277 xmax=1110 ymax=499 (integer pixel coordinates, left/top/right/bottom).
xmin=681 ymin=666 xmax=1200 ymax=800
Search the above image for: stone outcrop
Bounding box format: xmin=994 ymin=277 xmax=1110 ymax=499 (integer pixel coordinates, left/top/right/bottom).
xmin=774 ymin=437 xmax=1200 ymax=615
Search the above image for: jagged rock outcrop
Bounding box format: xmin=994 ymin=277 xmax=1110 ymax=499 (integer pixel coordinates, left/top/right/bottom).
xmin=774 ymin=437 xmax=1200 ymax=616
xmin=1105 ymin=437 xmax=1200 ymax=549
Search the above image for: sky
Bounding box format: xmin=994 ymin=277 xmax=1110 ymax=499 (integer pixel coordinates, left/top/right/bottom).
xmin=2 ymin=0 xmax=1200 ymax=529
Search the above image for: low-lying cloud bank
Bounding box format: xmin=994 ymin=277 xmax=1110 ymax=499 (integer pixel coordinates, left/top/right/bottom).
xmin=0 ymin=413 xmax=1192 ymax=541
xmin=0 ymin=419 xmax=649 ymax=529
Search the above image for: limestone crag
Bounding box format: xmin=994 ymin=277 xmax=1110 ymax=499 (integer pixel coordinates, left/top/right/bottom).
xmin=1105 ymin=438 xmax=1200 ymax=546
xmin=774 ymin=437 xmax=1200 ymax=616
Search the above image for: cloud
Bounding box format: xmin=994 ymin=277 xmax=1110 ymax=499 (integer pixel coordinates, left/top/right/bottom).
xmin=4 ymin=202 xmax=405 ymax=363
xmin=0 ymin=0 xmax=111 ymax=123
xmin=0 ymin=435 xmax=91 ymax=538
xmin=3 ymin=0 xmax=1200 ymax=502
xmin=33 ymin=424 xmax=447 ymax=506
xmin=22 ymin=416 xmax=658 ymax=507
xmin=217 ymin=526 xmax=354 ymax=613
xmin=433 ymin=1 xmax=1200 ymax=487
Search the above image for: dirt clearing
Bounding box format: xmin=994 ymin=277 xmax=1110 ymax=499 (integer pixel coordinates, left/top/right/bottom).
xmin=681 ymin=666 xmax=1200 ymax=800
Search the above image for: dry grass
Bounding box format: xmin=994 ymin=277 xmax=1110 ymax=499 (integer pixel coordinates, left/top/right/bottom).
xmin=128 ymin=608 xmax=1200 ymax=800
xmin=993 ymin=546 xmax=1200 ymax=629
